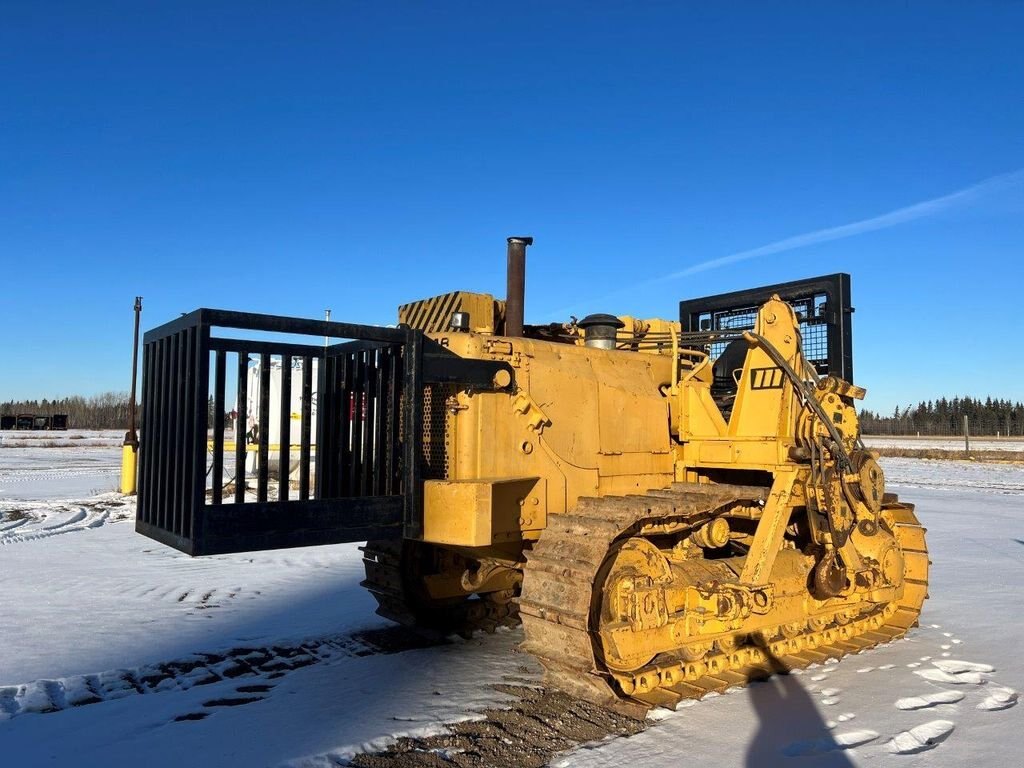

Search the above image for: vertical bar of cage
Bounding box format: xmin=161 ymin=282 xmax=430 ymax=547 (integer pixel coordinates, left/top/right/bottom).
xmin=315 ymin=352 xmax=330 ymax=500
xmin=278 ymin=354 xmax=292 ymax=502
xmin=139 ymin=341 xmax=154 ymax=523
xmin=362 ymin=348 xmax=378 ymax=496
xmin=336 ymin=352 xmax=351 ymax=497
xmin=257 ymin=353 xmax=271 ymax=502
xmin=178 ymin=325 xmax=195 ymax=540
xmin=386 ymin=345 xmax=401 ymax=495
xmin=212 ymin=349 xmax=226 ymax=506
xmin=168 ymin=332 xmax=183 ymax=535
xmin=323 ymin=352 xmax=336 ymax=497
xmin=235 ymin=352 xmax=248 ymax=504
xmin=324 ymin=354 xmax=340 ymax=499
xmin=838 ymin=274 xmax=853 ymax=383
xmin=158 ymin=336 xmax=171 ymax=530
xmin=154 ymin=338 xmax=164 ymax=530
xmin=154 ymin=337 xmax=167 ymax=530
xmin=143 ymin=340 xmax=158 ymax=524
xmin=189 ymin=322 xmax=209 ymax=544
xmin=347 ymin=351 xmax=365 ymax=496
xmin=299 ymin=356 xmax=312 ymax=501
xmin=371 ymin=347 xmax=388 ymax=496
xmin=403 ymin=330 xmax=423 ymax=538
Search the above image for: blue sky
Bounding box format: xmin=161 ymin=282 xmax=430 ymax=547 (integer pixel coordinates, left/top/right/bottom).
xmin=1 ymin=2 xmax=1022 ymax=412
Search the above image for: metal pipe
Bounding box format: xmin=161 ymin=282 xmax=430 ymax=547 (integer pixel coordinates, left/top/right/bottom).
xmin=127 ymin=297 xmax=142 ymax=446
xmin=505 ymin=236 xmax=533 ymax=337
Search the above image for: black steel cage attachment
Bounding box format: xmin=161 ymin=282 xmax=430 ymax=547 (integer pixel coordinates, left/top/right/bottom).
xmin=136 ymin=309 xmax=512 ymax=556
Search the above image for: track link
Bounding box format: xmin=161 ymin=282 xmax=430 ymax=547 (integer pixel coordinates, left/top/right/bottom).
xmin=518 ymin=483 xmax=928 ymax=717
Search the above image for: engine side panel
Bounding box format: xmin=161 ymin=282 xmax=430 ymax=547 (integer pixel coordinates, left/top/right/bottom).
xmin=419 ymin=332 xmax=674 ymax=549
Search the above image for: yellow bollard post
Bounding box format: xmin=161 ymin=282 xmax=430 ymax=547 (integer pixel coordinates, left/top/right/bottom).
xmin=120 ymin=442 xmax=138 ymax=495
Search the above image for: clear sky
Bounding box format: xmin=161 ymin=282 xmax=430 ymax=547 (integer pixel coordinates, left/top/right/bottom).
xmin=2 ymin=2 xmax=1022 ymax=413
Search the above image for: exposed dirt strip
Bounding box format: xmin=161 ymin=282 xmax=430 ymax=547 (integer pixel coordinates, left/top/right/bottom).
xmin=348 ymin=684 xmax=647 ymax=768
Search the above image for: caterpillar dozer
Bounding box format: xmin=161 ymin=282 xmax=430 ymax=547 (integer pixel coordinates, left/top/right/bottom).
xmin=136 ymin=236 xmax=927 ymax=716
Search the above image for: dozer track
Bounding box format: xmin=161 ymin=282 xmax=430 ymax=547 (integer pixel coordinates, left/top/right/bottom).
xmin=361 ymin=540 xmax=521 ymax=637
xmin=518 ymin=482 xmax=928 ymax=718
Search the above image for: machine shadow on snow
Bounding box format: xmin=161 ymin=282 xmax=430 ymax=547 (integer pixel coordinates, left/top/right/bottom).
xmin=3 ymin=554 xmax=538 ymax=765
xmin=744 ymin=646 xmax=855 ymax=768
xmin=3 ymin=552 xmax=447 ymax=715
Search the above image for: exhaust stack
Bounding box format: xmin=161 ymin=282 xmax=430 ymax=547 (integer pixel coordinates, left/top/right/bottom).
xmin=505 ymin=236 xmax=533 ymax=337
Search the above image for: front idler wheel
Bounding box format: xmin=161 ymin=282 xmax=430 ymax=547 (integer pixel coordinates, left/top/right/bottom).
xmin=594 ymin=537 xmax=674 ymax=673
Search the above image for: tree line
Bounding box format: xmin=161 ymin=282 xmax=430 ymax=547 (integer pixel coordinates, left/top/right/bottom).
xmin=861 ymin=396 xmax=1024 ymax=437
xmin=0 ymin=393 xmax=132 ymax=430
xmin=4 ymin=391 xmax=1021 ymax=437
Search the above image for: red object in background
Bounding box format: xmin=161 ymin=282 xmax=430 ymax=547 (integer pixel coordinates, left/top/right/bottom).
xmin=347 ymin=398 xmax=368 ymax=421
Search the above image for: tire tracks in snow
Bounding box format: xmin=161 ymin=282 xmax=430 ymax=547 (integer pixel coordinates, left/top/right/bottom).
xmin=0 ymin=626 xmax=445 ymax=723
xmin=0 ymin=467 xmax=120 ymax=485
xmin=0 ymin=497 xmax=131 ymax=545
xmin=0 ymin=507 xmax=109 ymax=544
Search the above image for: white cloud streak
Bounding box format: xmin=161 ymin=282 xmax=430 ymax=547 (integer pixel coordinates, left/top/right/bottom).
xmin=546 ymin=167 xmax=1024 ymax=318
xmin=664 ymin=167 xmax=1024 ymax=280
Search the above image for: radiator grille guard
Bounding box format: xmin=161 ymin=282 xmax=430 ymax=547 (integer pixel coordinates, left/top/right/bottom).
xmin=136 ymin=309 xmax=511 ymax=556
xmin=421 ymin=384 xmax=455 ymax=480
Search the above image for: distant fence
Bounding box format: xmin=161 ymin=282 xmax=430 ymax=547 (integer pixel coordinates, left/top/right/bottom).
xmin=862 ymin=416 xmax=1022 ymax=438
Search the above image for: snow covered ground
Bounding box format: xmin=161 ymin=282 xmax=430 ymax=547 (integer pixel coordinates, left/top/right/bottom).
xmin=0 ymin=430 xmax=123 ymax=500
xmin=1 ymin=442 xmax=1021 ymax=767
xmin=0 ymin=428 xmax=124 ymax=448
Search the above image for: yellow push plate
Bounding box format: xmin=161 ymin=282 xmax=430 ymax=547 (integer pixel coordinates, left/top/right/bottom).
xmin=423 ymin=477 xmax=544 ymax=546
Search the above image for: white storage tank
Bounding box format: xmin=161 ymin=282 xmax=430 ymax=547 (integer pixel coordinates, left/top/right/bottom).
xmin=244 ymin=357 xmax=318 ymax=478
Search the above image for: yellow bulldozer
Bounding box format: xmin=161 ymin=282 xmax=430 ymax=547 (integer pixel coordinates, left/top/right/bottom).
xmin=136 ymin=236 xmax=928 ymax=716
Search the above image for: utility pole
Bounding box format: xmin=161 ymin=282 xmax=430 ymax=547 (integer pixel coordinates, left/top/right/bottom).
xmin=963 ymin=415 xmax=970 ymax=457
xmin=121 ymin=297 xmax=143 ymax=494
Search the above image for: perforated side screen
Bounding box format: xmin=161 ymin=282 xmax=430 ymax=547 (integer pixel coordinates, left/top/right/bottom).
xmin=421 ymin=384 xmax=454 ymax=480
xmin=679 ymin=273 xmax=853 ymax=382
